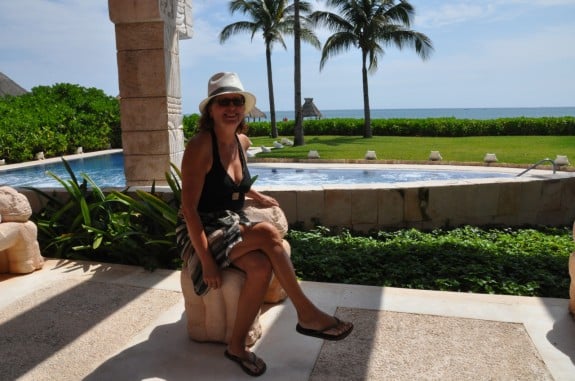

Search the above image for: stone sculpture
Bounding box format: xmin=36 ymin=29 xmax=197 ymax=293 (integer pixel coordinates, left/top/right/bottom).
xmin=180 ymin=201 xmax=290 ymax=345
xmin=0 ymin=186 xmax=43 ymax=274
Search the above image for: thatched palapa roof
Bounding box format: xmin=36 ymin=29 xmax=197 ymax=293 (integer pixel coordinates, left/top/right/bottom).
xmin=246 ymin=105 xmax=267 ymax=121
xmin=302 ymin=98 xmax=322 ymax=119
xmin=0 ymin=72 xmax=28 ymax=97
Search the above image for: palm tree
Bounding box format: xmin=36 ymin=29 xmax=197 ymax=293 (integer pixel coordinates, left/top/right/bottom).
xmin=220 ymin=0 xmax=320 ymax=138
xmin=293 ymin=0 xmax=304 ymax=145
xmin=311 ymin=0 xmax=433 ymax=138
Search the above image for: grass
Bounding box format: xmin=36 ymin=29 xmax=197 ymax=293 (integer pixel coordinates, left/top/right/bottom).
xmin=250 ymin=135 xmax=575 ymax=166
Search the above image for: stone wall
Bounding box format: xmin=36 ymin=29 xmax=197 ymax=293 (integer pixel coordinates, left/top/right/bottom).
xmin=21 ymin=175 xmax=575 ymax=231
xmin=257 ymin=175 xmax=575 ymax=231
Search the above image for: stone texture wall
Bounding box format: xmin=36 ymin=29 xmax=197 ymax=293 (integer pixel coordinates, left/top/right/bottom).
xmin=258 ymin=175 xmax=575 ymax=231
xmin=108 ymin=0 xmax=191 ymax=186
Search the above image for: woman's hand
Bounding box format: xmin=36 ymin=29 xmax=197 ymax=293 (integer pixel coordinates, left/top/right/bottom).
xmin=202 ymin=257 xmax=222 ymax=289
xmin=258 ymin=194 xmax=279 ymax=208
xmin=249 ymin=190 xmax=279 ymax=208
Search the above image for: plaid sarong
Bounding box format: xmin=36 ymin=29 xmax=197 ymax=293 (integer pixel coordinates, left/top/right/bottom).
xmin=176 ymin=209 xmax=253 ymax=296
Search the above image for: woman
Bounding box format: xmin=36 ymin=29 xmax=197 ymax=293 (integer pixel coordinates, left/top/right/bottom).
xmin=176 ymin=72 xmax=353 ymax=377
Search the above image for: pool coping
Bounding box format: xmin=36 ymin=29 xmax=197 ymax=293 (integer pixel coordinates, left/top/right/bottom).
xmin=0 ymin=149 xmax=124 ymax=171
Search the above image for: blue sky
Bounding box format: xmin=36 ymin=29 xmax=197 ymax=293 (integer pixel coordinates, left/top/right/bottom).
xmin=1 ymin=0 xmax=574 ymax=114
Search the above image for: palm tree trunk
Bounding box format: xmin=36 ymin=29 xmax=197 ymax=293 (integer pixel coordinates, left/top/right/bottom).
xmin=266 ymin=44 xmax=278 ymax=138
xmin=293 ymin=0 xmax=304 ymax=146
xmin=361 ymin=50 xmax=372 ymax=138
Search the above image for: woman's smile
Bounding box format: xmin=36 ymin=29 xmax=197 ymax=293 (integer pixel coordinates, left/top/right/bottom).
xmin=213 ymin=95 xmax=246 ymax=125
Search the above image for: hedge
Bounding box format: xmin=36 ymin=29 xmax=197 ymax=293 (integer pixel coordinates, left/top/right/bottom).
xmin=0 ymin=83 xmax=120 ymax=163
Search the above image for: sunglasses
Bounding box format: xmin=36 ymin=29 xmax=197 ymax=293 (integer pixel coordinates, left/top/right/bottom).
xmin=215 ymin=97 xmax=245 ymax=107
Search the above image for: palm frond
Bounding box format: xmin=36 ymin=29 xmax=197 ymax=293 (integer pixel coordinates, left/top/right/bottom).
xmin=320 ymin=32 xmax=357 ymax=69
xmin=220 ymin=21 xmax=260 ymax=43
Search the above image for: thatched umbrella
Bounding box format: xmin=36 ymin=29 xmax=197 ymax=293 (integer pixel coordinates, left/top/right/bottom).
xmin=302 ymin=98 xmax=322 ymax=119
xmin=246 ymin=105 xmax=267 ymax=121
xmin=0 ymin=72 xmax=28 ymax=97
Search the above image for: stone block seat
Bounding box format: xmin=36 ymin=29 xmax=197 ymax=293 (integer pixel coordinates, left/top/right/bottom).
xmin=180 ymin=200 xmax=290 ymax=345
xmin=0 ymin=186 xmax=44 ymax=274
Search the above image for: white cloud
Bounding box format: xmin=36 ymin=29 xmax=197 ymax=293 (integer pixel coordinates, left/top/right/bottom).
xmin=415 ymin=2 xmax=495 ymax=28
xmin=414 ymin=0 xmax=575 ymax=28
xmin=502 ymin=0 xmax=575 ymax=5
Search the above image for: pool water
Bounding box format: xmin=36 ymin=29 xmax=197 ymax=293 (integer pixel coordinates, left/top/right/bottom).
xmin=254 ymin=166 xmax=512 ymax=186
xmin=0 ymin=152 xmax=513 ymax=188
xmin=0 ymin=153 xmax=126 ymax=188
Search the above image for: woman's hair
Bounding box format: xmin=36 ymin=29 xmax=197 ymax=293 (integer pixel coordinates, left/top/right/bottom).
xmin=198 ymin=105 xmax=215 ymax=132
xmin=198 ymin=98 xmax=249 ymax=134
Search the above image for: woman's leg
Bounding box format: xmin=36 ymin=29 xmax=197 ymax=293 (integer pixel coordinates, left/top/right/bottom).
xmin=229 ymin=222 xmax=352 ymax=335
xmin=226 ymin=250 xmax=272 ymax=357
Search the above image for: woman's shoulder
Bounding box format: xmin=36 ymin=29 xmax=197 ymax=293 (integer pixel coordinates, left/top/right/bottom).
xmin=187 ymin=130 xmax=212 ymax=149
xmin=184 ymin=131 xmax=212 ymax=161
xmin=237 ymin=133 xmax=252 ymax=150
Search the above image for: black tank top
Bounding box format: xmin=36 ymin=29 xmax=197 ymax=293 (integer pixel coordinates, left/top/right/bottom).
xmin=197 ymin=130 xmax=253 ymax=213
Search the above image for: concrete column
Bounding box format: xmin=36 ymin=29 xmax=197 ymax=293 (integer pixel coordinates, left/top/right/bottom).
xmin=109 ymin=0 xmax=192 ymax=186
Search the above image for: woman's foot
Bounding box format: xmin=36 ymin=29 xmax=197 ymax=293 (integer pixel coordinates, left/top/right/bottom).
xmin=296 ymin=316 xmax=353 ymax=341
xmin=224 ymin=349 xmax=267 ymax=377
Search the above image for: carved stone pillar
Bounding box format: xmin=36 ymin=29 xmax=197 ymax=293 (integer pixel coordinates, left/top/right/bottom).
xmin=109 ymin=0 xmax=192 ymax=186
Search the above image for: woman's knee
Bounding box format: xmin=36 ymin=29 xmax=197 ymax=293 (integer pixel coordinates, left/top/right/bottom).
xmin=236 ymin=251 xmax=272 ymax=281
xmin=237 ymin=222 xmax=286 ymax=258
xmin=253 ymin=222 xmax=285 ymax=252
xmin=254 ymin=221 xmax=282 ymax=240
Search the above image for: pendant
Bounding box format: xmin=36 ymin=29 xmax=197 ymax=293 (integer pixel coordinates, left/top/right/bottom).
xmin=232 ymin=192 xmax=240 ymax=200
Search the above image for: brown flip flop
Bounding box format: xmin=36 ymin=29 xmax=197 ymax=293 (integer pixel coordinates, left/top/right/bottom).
xmin=296 ymin=317 xmax=354 ymax=341
xmin=224 ymin=350 xmax=267 ymax=377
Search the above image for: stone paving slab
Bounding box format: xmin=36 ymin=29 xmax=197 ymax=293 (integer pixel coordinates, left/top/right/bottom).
xmin=0 ymin=259 xmax=574 ymax=381
xmin=311 ymin=307 xmax=552 ymax=380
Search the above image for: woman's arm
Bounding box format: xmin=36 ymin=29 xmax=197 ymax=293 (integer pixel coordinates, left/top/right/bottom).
xmin=180 ymin=132 xmax=221 ymax=286
xmin=238 ymin=134 xmax=279 ymax=208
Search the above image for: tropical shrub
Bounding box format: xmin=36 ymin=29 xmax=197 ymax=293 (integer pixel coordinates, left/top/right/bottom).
xmin=182 ymin=113 xmax=200 ymax=139
xmin=289 ymin=226 xmax=574 ymax=298
xmin=244 ymin=116 xmax=575 ymax=137
xmin=0 ymin=83 xmax=120 ymax=163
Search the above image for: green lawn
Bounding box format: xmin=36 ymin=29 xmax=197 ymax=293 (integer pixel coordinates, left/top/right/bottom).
xmin=250 ymin=135 xmax=575 ymax=166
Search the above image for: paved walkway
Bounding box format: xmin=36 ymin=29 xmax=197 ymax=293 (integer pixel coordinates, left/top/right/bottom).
xmin=1 ymin=259 xmax=573 ymax=380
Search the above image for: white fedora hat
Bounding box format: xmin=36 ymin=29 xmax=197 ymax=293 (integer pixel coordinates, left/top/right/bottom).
xmin=198 ymin=72 xmax=256 ymax=115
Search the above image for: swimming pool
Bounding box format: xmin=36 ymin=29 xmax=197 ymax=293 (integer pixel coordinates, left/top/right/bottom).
xmin=251 ymin=164 xmax=514 ymax=186
xmin=7 ymin=150 xmax=575 ymax=230
xmin=0 ymin=151 xmax=518 ymax=188
xmin=0 ymin=152 xmax=126 ymax=188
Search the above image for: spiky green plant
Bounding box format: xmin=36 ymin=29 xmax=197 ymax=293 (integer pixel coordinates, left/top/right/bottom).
xmin=29 ymin=159 xmax=183 ymax=270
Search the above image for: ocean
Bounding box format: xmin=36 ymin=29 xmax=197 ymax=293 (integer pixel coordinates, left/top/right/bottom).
xmin=268 ymin=107 xmax=575 ymax=121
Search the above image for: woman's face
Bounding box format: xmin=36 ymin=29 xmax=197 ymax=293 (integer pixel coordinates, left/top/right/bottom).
xmin=209 ymin=94 xmax=245 ymax=129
